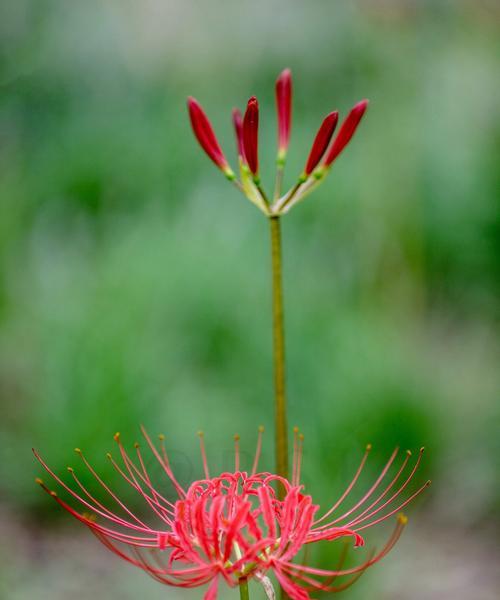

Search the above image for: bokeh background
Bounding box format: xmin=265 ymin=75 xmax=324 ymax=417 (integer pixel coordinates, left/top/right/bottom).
xmin=0 ymin=0 xmax=499 ymax=598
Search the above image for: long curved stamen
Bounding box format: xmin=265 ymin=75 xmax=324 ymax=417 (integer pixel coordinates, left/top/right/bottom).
xmin=353 ymin=481 xmax=431 ymax=532
xmin=326 ymin=447 xmax=400 ymax=526
xmin=347 ymin=448 xmax=425 ymax=528
xmin=34 ymin=452 xmax=155 ymax=534
xmin=113 ymin=435 xmax=176 ymax=524
xmin=282 ymin=514 xmax=407 ymax=581
xmin=34 ymin=476 xmax=156 ymax=542
xmin=251 ymin=426 xmax=264 ymax=476
xmin=67 ymin=466 xmax=150 ymax=529
xmin=140 ymin=426 xmax=186 ymax=498
xmin=133 ymin=442 xmax=176 ymax=520
xmin=114 ymin=436 xmax=175 ymax=509
xmin=295 ymin=433 xmax=304 ymax=486
xmin=291 ymin=427 xmax=299 ymax=486
xmin=234 ymin=434 xmax=240 ymax=472
xmin=70 ymin=448 xmax=152 ymax=527
xmin=313 ymin=444 xmax=372 ymax=526
xmin=198 ymin=431 xmax=210 ymax=479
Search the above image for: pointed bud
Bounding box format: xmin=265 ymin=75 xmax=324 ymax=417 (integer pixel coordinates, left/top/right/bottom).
xmin=275 ymin=68 xmax=292 ymax=159
xmin=303 ymin=111 xmax=339 ymax=177
xmin=323 ymin=100 xmax=369 ymax=167
xmin=187 ymin=97 xmax=234 ymax=178
xmin=243 ymin=96 xmax=259 ymax=176
xmin=232 ymin=108 xmax=245 ymax=159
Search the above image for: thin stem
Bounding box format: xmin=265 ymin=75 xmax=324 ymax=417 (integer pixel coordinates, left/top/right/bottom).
xmin=239 ymin=578 xmax=250 ymax=600
xmin=274 ymin=164 xmax=284 ymax=200
xmin=269 ymin=216 xmax=288 ymax=496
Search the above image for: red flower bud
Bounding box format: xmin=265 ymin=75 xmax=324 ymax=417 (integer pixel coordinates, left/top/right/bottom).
xmin=304 ymin=111 xmax=339 ymax=176
xmin=243 ymin=96 xmax=259 ymax=176
xmin=187 ymin=97 xmax=229 ymax=172
xmin=276 ymin=68 xmax=292 ymax=156
xmin=232 ymin=108 xmax=245 ymax=159
xmin=323 ymin=100 xmax=369 ymax=167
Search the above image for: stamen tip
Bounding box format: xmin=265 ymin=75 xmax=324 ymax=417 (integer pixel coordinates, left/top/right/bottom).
xmin=234 ymin=434 xmax=240 ymax=441
xmin=50 ymin=490 xmax=57 ymax=497
xmin=74 ymin=448 xmax=82 ymax=454
xmin=293 ymin=426 xmax=299 ymax=434
xmin=158 ymin=433 xmax=165 ymax=441
xmin=406 ymin=449 xmax=412 ymax=456
xmin=113 ymin=432 xmax=120 ymax=442
xmin=134 ymin=442 xmax=140 ymax=449
xmin=35 ymin=477 xmax=44 ymax=485
xmin=197 ymin=430 xmax=204 ymax=438
xmin=420 ymin=446 xmax=426 ymax=453
xmin=67 ymin=466 xmax=74 ymax=472
xmin=366 ymin=443 xmax=372 ymax=451
xmin=299 ymin=433 xmax=304 ymax=441
xmin=397 ymin=513 xmax=408 ymax=525
xmin=106 ymin=452 xmax=112 ymax=460
xmin=258 ymin=425 xmax=265 ymax=433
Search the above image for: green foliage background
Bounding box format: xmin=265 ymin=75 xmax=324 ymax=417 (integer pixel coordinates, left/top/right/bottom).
xmin=0 ymin=1 xmax=498 ymax=598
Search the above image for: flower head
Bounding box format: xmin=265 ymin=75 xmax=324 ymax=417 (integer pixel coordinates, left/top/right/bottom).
xmin=187 ymin=69 xmax=369 ymax=216
xmin=34 ymin=428 xmax=429 ymax=600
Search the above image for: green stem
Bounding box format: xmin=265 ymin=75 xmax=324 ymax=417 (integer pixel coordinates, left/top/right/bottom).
xmin=274 ymin=164 xmax=285 ymax=200
xmin=239 ymin=578 xmax=249 ymax=600
xmin=269 ymin=215 xmax=288 ymax=497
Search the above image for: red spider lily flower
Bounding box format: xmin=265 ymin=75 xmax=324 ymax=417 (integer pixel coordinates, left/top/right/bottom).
xmin=188 ymin=68 xmax=369 ymax=216
xmin=276 ymin=68 xmax=292 ymax=161
xmin=322 ymin=99 xmax=369 ymax=168
xmin=187 ymin=97 xmax=235 ymax=180
xmin=232 ymin=108 xmax=245 ymax=160
xmin=242 ymin=97 xmax=260 ymax=179
xmin=303 ymin=111 xmax=339 ymax=178
xmin=34 ymin=428 xmax=429 ymax=600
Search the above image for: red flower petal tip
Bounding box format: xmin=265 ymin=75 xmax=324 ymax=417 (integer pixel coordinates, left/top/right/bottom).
xmin=276 ymin=68 xmax=292 ymax=158
xmin=304 ymin=111 xmax=339 ymax=176
xmin=323 ymin=99 xmax=369 ymax=167
xmin=242 ymin=96 xmax=259 ymax=176
xmin=187 ymin=97 xmax=231 ymax=174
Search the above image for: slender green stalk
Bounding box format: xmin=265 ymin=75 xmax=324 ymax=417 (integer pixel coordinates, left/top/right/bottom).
xmin=269 ymin=215 xmax=288 ymax=496
xmin=239 ymin=578 xmax=249 ymax=600
xmin=274 ymin=164 xmax=285 ymax=200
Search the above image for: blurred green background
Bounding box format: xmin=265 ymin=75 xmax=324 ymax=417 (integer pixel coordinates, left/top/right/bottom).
xmin=0 ymin=0 xmax=499 ymax=598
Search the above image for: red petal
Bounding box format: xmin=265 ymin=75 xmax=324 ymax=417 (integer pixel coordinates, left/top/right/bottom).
xmin=304 ymin=111 xmax=338 ymax=175
xmin=323 ymin=100 xmax=369 ymax=167
xmin=242 ymin=96 xmax=259 ymax=175
xmin=276 ymin=68 xmax=292 ymax=154
xmin=187 ymin=97 xmax=228 ymax=170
